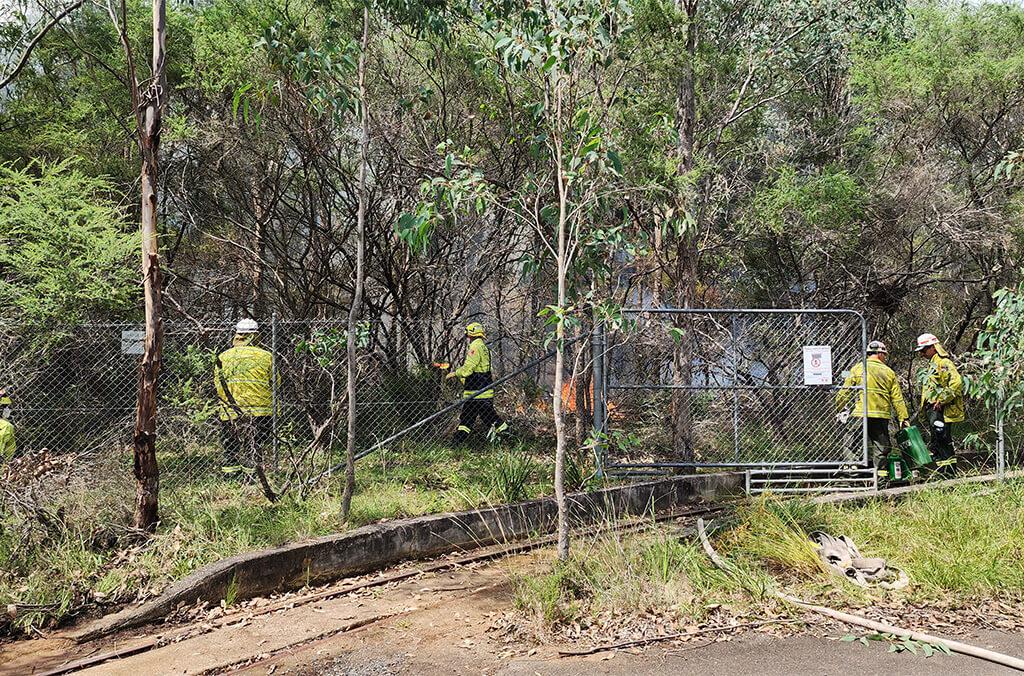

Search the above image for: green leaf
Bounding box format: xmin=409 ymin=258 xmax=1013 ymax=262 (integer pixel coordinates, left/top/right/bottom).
xmin=606 ymin=149 xmax=622 ymax=174
xmin=231 ymin=83 xmax=252 ymax=121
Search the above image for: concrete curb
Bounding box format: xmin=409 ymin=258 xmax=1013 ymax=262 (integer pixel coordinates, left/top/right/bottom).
xmin=811 ymin=470 xmax=1024 ymax=506
xmin=73 ymin=472 xmax=744 ymax=641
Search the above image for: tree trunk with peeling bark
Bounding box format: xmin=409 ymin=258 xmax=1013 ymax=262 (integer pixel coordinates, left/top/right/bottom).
xmin=131 ymin=0 xmax=167 ymax=532
xmin=670 ymin=0 xmax=699 ymax=462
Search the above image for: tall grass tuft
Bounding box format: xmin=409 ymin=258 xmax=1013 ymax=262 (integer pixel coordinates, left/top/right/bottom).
xmin=487 ymin=449 xmax=535 ymax=504
xmin=724 ymin=495 xmax=830 ymax=577
xmin=512 ymin=528 xmax=766 ymax=632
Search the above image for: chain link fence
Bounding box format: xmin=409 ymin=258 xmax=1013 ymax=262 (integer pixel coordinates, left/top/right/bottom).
xmin=599 ymin=309 xmax=868 ymax=469
xmin=5 ymin=309 xmax=1016 ymax=503
xmin=0 ymin=318 xmax=562 ymax=496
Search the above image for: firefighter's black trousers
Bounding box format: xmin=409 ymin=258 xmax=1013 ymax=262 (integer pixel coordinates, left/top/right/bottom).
xmin=453 ymin=398 xmax=503 ymax=443
xmin=221 ymin=416 xmax=273 ymax=470
xmin=927 ymin=408 xmax=957 ymax=474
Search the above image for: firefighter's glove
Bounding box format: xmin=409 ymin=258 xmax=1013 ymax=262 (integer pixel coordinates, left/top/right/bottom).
xmin=445 ymin=372 xmax=458 ymax=380
xmin=836 ymin=411 xmax=850 ymax=424
xmin=900 ymin=419 xmax=910 ymax=429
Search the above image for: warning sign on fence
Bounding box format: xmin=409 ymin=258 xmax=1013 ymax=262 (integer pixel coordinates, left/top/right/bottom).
xmin=802 ymin=345 xmax=833 ymax=385
xmin=121 ymin=329 xmax=145 ymax=355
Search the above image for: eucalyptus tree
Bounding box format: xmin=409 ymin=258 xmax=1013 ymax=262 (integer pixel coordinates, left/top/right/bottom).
xmin=608 ymin=0 xmax=905 ymax=456
xmin=450 ymin=0 xmax=635 ymax=558
xmin=969 ymin=280 xmax=1024 ymax=473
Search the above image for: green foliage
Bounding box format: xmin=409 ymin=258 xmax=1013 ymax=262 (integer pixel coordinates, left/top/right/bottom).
xmin=162 ymin=344 xmax=220 ymax=421
xmin=1 ymin=438 xmax=569 ymax=634
xmin=842 ymin=632 xmax=952 ymax=658
xmin=224 ymin=575 xmax=240 ymax=607
xmin=749 ymin=166 xmax=865 ymax=236
xmin=513 ymin=529 xmax=761 ymax=630
xmin=0 ymin=6 xmax=133 ymax=177
xmin=397 ymin=143 xmax=492 ymax=253
xmin=969 ymin=279 xmax=1024 ymax=418
xmin=488 ymin=0 xmax=635 ymax=72
xmin=996 ymin=149 xmax=1024 ymax=182
xmin=725 ymin=483 xmax=1024 ymax=599
xmin=0 ymin=161 xmax=137 ymax=324
xmin=724 ymin=496 xmax=830 ymax=577
xmin=294 ymin=324 xmax=369 ymax=367
xmin=852 ymin=2 xmax=1024 ymax=182
xmin=260 ymin=18 xmax=360 ymax=121
xmin=487 ymin=448 xmax=536 ymax=503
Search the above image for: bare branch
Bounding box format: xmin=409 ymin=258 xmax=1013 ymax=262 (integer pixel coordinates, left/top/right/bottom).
xmin=0 ymin=0 xmax=86 ymax=91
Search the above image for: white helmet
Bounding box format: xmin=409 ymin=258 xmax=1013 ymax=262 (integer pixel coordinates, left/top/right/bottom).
xmin=236 ymin=318 xmax=259 ymax=334
xmin=915 ymin=333 xmax=939 ymax=352
xmin=867 ymin=340 xmax=888 ymax=355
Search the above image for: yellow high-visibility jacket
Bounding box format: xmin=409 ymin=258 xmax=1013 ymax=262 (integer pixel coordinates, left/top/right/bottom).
xmin=214 ymin=337 xmax=275 ymax=420
xmin=921 ymin=346 xmax=965 ymax=423
xmin=836 ymin=355 xmax=909 ymax=422
xmin=0 ymin=418 xmax=15 ymax=463
xmin=455 ymin=337 xmax=494 ymax=399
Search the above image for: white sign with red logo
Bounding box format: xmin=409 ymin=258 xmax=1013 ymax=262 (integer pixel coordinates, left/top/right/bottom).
xmin=802 ymin=345 xmax=833 ymax=385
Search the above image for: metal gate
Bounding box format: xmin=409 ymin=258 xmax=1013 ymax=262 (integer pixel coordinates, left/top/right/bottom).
xmin=596 ymin=309 xmax=868 ymax=471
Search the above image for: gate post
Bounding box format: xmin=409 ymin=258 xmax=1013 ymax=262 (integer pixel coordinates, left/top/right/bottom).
xmin=271 ymin=312 xmax=279 ymax=470
xmin=860 ymin=313 xmax=869 ymax=468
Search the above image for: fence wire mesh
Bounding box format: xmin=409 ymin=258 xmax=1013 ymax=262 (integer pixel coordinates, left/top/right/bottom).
xmin=6 ymin=309 xmax=1014 ymax=502
xmin=601 ymin=309 xmax=869 ymax=468
xmin=0 ymin=318 xmax=562 ymax=494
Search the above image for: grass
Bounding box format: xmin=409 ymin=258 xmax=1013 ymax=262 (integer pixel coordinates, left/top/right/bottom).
xmin=514 ymin=480 xmax=1024 ymax=634
xmin=513 ymin=524 xmax=770 ymax=633
xmin=0 ymin=437 xmax=594 ymax=635
xmin=714 ymin=482 xmax=1024 ymax=603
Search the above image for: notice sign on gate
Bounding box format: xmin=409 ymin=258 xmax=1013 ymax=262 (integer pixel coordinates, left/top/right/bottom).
xmin=121 ymin=329 xmax=145 ymax=355
xmin=802 ymin=345 xmax=833 ymax=385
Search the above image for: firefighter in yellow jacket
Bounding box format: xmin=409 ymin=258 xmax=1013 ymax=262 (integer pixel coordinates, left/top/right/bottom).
xmin=0 ymin=391 xmax=15 ymax=464
xmin=446 ymin=323 xmax=508 ymax=443
xmin=835 ymin=341 xmax=910 ymax=476
xmin=215 ymin=319 xmax=275 ymax=477
xmin=915 ymin=333 xmax=965 ymax=476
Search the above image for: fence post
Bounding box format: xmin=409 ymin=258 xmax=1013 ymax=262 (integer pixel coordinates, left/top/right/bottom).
xmin=997 ymin=400 xmax=1006 ymax=481
xmin=271 ymin=312 xmax=279 ymax=471
xmin=731 ymin=314 xmax=740 ymax=463
xmin=591 ymin=321 xmax=606 ymax=477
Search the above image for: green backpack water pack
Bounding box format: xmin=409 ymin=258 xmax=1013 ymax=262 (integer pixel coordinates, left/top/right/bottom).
xmin=897 ymin=426 xmax=932 ymax=467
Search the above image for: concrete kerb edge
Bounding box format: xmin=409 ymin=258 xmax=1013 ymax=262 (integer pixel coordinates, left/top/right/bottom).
xmin=810 ymin=469 xmax=1024 ymax=507
xmin=72 ymin=471 xmax=745 ymax=642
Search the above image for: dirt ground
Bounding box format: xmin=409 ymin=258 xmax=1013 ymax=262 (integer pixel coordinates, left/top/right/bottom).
xmin=4 ymin=548 xmax=1024 ymax=676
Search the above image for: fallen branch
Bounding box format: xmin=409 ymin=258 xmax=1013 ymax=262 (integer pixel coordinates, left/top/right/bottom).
xmin=557 ymin=618 xmax=799 ymax=657
xmin=695 ymin=518 xmax=1024 ymax=673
